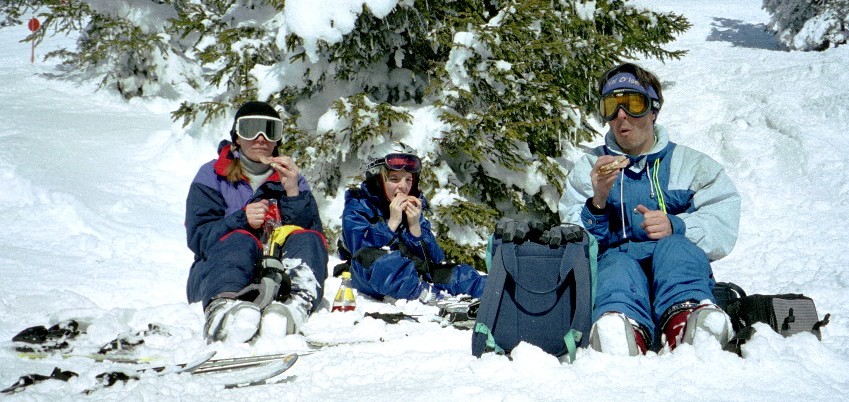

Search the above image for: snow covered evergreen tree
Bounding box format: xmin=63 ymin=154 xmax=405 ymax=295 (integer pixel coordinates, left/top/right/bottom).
xmin=1 ymin=0 xmax=690 ymax=268
xmin=763 ymin=0 xmax=849 ymax=50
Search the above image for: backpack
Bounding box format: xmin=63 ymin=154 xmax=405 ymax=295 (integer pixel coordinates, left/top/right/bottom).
xmin=713 ymin=282 xmax=831 ymax=355
xmin=471 ymin=225 xmax=597 ymax=362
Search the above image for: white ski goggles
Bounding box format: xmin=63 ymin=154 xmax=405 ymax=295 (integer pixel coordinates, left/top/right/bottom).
xmin=235 ymin=116 xmax=284 ymax=142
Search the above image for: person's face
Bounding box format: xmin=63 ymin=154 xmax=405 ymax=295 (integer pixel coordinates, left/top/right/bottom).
xmin=609 ymin=108 xmax=656 ymax=156
xmin=383 ymin=170 xmax=414 ymax=200
xmin=236 ymin=133 xmax=276 ymax=163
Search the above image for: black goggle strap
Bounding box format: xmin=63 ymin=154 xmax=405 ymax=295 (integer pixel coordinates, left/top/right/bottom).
xmin=236 ymin=116 xmax=283 ymax=141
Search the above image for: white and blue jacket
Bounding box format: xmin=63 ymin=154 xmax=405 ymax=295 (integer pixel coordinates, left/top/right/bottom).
xmin=559 ymin=125 xmax=740 ymax=261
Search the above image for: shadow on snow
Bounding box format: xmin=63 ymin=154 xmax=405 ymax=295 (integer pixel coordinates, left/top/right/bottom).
xmin=707 ymin=18 xmax=785 ymax=51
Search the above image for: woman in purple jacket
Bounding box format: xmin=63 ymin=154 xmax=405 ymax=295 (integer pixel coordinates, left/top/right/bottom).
xmin=341 ymin=145 xmax=485 ymax=304
xmin=185 ymin=101 xmax=327 ymax=344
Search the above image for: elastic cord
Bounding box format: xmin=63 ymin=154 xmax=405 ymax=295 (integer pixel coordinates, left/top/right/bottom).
xmin=652 ymin=158 xmax=667 ymax=213
xmin=619 ymin=169 xmax=627 ymax=239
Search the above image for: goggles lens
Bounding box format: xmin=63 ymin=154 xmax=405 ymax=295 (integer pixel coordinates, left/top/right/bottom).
xmin=600 ymin=91 xmax=652 ymax=121
xmin=236 ymin=116 xmax=284 ymax=142
xmin=384 ymin=153 xmax=421 ymax=173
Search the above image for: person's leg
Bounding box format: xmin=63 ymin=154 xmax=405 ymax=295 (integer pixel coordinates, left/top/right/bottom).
xmin=652 ymin=234 xmax=731 ymax=350
xmin=594 ymin=249 xmax=653 ymax=332
xmin=258 ymin=256 xmax=317 ymax=337
xmin=186 ymin=231 xmax=263 ymax=343
xmin=276 ymin=230 xmax=328 ymax=312
xmin=589 ymin=248 xmax=653 ymax=355
xmin=186 ymin=230 xmax=261 ymax=308
xmin=651 ymin=234 xmax=714 ymax=319
xmin=434 ymin=263 xmax=487 ymax=298
xmin=351 ymin=249 xmax=429 ymax=301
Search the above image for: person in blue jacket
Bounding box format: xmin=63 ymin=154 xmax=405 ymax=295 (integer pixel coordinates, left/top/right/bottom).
xmin=341 ymin=145 xmax=486 ymax=304
xmin=185 ymin=101 xmax=328 ymax=344
xmin=559 ymin=63 xmax=741 ymax=355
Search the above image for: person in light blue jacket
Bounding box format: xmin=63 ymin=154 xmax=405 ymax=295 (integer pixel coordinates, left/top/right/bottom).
xmin=341 ymin=145 xmax=486 ymax=304
xmin=559 ymin=63 xmax=741 ymax=355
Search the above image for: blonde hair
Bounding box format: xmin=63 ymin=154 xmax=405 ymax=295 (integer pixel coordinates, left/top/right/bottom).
xmin=225 ymin=144 xmax=245 ymax=183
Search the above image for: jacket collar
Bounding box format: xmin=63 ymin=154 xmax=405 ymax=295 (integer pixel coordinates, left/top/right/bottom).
xmin=604 ymin=125 xmax=673 ymax=171
xmin=212 ymin=140 xmax=281 ymax=182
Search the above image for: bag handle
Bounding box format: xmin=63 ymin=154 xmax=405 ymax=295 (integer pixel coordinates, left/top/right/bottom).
xmin=502 ymin=239 xmax=594 ymax=356
xmin=471 ymin=241 xmax=511 ymax=357
xmin=569 ymin=239 xmax=593 ymax=352
xmin=501 ymin=242 xmax=577 ymax=294
xmin=472 ymin=235 xmax=595 ymax=358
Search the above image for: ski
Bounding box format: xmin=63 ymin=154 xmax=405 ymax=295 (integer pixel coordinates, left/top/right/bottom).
xmin=12 ymin=321 xmax=171 ymax=362
xmin=2 ymin=350 xmax=217 ymax=395
xmin=201 ymin=353 xmax=299 ymax=389
xmin=1 ymin=367 xmax=78 ymax=394
xmin=85 ymin=352 xmax=298 ymax=393
xmin=194 ymin=352 xmax=302 ymax=373
xmin=8 ymin=322 xmax=301 ymax=393
xmin=17 ymin=351 xmax=160 ymax=363
xmin=11 ymin=319 xmax=86 ymax=354
xmin=83 ymin=350 xmax=218 ymax=393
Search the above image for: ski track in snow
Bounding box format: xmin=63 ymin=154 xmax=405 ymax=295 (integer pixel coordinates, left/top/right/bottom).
xmin=2 ymin=1 xmax=849 ymax=400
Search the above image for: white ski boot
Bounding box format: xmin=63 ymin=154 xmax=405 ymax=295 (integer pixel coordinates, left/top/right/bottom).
xmin=589 ymin=312 xmax=648 ymax=356
xmin=203 ymin=298 xmax=261 ymax=344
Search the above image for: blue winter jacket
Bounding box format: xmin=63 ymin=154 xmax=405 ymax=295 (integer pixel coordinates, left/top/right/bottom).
xmin=559 ymin=126 xmax=740 ymax=261
xmin=341 ymin=181 xmax=445 ymax=297
xmin=185 ymin=140 xmax=323 ymax=301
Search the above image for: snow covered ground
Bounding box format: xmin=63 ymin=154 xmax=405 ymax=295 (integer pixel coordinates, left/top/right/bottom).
xmin=1 ymin=1 xmax=848 ymax=400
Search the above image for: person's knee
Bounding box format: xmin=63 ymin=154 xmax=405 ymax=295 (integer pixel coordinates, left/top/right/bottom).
xmin=212 ymin=230 xmax=262 ymax=260
xmin=594 ymin=251 xmax=651 ymax=328
xmin=598 ymin=250 xmax=643 ymax=280
xmin=653 ymin=234 xmax=710 ymax=276
xmin=655 ymin=234 xmax=703 ymax=258
xmin=287 ymin=230 xmax=327 ymax=250
xmin=280 ymin=230 xmax=329 ymax=280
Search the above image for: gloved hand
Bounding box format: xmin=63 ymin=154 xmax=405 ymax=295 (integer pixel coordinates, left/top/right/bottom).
xmin=494 ymin=218 xmax=545 ymax=243
xmin=231 ymin=257 xmax=292 ymax=310
xmin=539 ymin=224 xmax=584 ymax=246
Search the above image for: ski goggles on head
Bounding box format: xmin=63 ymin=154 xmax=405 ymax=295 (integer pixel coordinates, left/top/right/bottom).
xmin=599 ymin=90 xmax=660 ymax=121
xmin=383 ymin=153 xmax=421 ymax=173
xmin=235 ymin=116 xmax=284 ymax=141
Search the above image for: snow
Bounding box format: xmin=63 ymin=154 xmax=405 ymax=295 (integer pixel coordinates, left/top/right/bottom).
xmin=2 ymin=1 xmax=849 ymax=400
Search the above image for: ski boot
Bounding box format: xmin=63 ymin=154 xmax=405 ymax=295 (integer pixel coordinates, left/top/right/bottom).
xmin=436 ymin=295 xmax=480 ymax=329
xmin=589 ymin=312 xmax=649 ymax=356
xmin=661 ymin=301 xmax=734 ymax=351
xmin=203 ymin=298 xmax=261 ymax=344
xmin=257 ymin=301 xmax=304 ymax=339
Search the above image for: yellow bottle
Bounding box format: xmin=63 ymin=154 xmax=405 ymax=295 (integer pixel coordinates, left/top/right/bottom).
xmin=331 ymin=272 xmax=356 ymax=312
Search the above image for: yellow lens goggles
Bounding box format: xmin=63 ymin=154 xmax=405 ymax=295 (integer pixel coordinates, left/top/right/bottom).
xmin=600 ymin=91 xmax=653 ymax=121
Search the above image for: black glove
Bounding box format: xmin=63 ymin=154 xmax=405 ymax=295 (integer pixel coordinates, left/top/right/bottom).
xmin=429 ymin=262 xmax=457 ymax=284
xmin=353 ymin=246 xmax=390 ymax=270
xmin=494 ymin=218 xmax=545 ymax=243
xmin=539 ymin=224 xmax=584 ymax=246
xmin=231 ymin=257 xmax=292 ymax=309
xmin=360 ymin=312 xmax=420 ymax=324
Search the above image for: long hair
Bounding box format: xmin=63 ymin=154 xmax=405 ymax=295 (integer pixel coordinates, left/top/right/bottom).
xmin=225 ymin=144 xmax=244 ymax=183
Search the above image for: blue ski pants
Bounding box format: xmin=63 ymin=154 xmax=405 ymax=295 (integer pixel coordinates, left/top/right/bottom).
xmin=592 ymin=234 xmax=716 ymax=337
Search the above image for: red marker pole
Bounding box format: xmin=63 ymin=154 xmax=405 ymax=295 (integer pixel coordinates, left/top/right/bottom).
xmin=28 ymin=18 xmax=41 ymax=63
